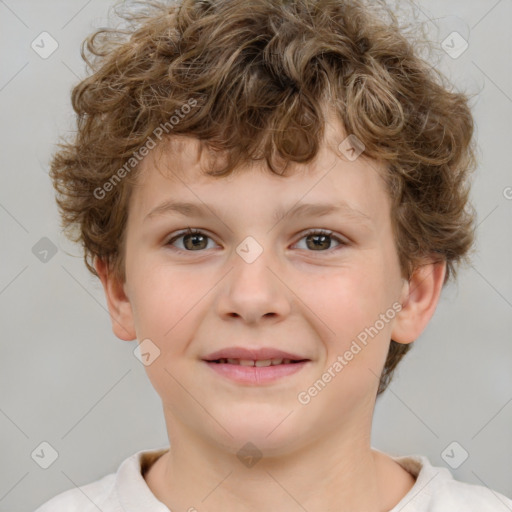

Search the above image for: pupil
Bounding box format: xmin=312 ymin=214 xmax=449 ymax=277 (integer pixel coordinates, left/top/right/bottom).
xmin=185 ymin=233 xmax=206 ymax=250
xmin=308 ymin=234 xmax=330 ymax=250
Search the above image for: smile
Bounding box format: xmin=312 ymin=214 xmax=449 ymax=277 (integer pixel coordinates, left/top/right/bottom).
xmin=204 ymin=359 xmax=310 ymax=385
xmin=209 ymin=358 xmax=305 ymax=366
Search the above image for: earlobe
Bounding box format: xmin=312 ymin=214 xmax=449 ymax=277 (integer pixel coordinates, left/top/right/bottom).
xmin=391 ymin=260 xmax=446 ymax=344
xmin=94 ymin=257 xmax=137 ymax=342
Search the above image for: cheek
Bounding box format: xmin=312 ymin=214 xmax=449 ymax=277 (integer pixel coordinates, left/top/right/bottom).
xmin=128 ymin=264 xmax=205 ymax=404
xmin=317 ymin=258 xmax=398 ymax=364
xmin=129 ymin=261 xmax=201 ymax=337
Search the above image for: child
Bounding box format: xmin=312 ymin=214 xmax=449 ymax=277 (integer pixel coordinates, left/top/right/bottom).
xmin=36 ymin=0 xmax=512 ymax=510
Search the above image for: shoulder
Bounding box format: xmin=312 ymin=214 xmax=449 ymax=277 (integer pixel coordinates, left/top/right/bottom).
xmin=388 ymin=452 xmax=512 ymax=512
xmin=432 ymin=475 xmax=512 ymax=511
xmin=33 ymin=472 xmax=116 ymax=512
xmin=439 ymin=480 xmax=512 ymax=512
xmin=33 ymin=446 xmax=170 ymax=512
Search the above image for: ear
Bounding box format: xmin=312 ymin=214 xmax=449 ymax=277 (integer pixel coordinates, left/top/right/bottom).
xmin=94 ymin=257 xmax=137 ymax=341
xmin=391 ymin=260 xmax=446 ymax=344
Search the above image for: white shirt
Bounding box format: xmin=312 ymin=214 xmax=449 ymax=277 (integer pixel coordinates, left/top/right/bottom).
xmin=34 ymin=446 xmax=512 ymax=511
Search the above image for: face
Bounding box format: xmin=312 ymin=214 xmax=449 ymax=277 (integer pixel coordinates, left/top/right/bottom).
xmin=109 ymin=122 xmax=412 ymax=456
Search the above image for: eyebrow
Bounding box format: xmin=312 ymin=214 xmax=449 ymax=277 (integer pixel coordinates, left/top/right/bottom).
xmin=144 ymin=200 xmax=372 ymax=225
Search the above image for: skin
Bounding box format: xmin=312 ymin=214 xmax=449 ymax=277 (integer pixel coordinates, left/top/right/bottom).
xmin=95 ymin=116 xmax=446 ymax=512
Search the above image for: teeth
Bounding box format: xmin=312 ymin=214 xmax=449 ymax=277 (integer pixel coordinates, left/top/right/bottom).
xmin=255 ymin=359 xmax=272 ymax=367
xmin=213 ymin=358 xmax=299 ymax=365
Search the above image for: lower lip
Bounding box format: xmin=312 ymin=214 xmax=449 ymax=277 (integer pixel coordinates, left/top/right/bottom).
xmin=204 ymin=361 xmax=309 ymax=385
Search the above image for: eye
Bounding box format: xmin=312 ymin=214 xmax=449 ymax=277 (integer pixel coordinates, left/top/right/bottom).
xmin=165 ymin=228 xmax=347 ymax=253
xmin=165 ymin=228 xmax=218 ymax=252
xmin=293 ymin=229 xmax=347 ymax=252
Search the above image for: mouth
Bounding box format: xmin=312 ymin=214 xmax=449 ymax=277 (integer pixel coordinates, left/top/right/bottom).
xmin=202 ymin=348 xmax=311 ymax=385
xmin=207 ymin=358 xmax=308 ymax=366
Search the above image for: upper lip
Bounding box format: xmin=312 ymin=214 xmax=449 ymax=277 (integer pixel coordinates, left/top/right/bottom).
xmin=203 ymin=347 xmax=309 ymax=361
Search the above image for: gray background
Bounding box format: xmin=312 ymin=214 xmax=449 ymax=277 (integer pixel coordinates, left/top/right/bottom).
xmin=0 ymin=1 xmax=511 ymax=511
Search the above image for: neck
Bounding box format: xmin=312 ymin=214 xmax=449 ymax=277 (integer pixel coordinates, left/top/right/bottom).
xmin=145 ymin=417 xmax=414 ymax=512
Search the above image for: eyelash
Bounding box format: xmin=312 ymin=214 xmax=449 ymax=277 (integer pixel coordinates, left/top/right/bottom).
xmin=165 ymin=228 xmax=347 ymax=254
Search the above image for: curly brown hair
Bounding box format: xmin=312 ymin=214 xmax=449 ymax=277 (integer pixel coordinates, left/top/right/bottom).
xmin=50 ymin=0 xmax=476 ymax=395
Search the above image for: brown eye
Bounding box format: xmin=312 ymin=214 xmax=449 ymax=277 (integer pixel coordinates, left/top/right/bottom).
xmin=294 ymin=230 xmax=346 ymax=252
xmin=165 ymin=228 xmax=347 ymax=254
xmin=166 ymin=229 xmax=215 ymax=251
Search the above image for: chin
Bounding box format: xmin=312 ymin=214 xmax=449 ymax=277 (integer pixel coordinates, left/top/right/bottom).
xmin=203 ymin=404 xmax=310 ymax=457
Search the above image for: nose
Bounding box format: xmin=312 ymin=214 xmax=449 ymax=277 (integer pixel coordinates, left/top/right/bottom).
xmin=215 ymin=241 xmax=291 ymax=325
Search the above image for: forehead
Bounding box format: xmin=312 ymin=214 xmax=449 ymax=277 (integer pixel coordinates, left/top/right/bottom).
xmin=128 ymin=126 xmax=390 ymax=227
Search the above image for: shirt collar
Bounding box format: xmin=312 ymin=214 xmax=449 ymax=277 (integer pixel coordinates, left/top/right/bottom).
xmin=116 ymin=445 xmax=171 ymax=512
